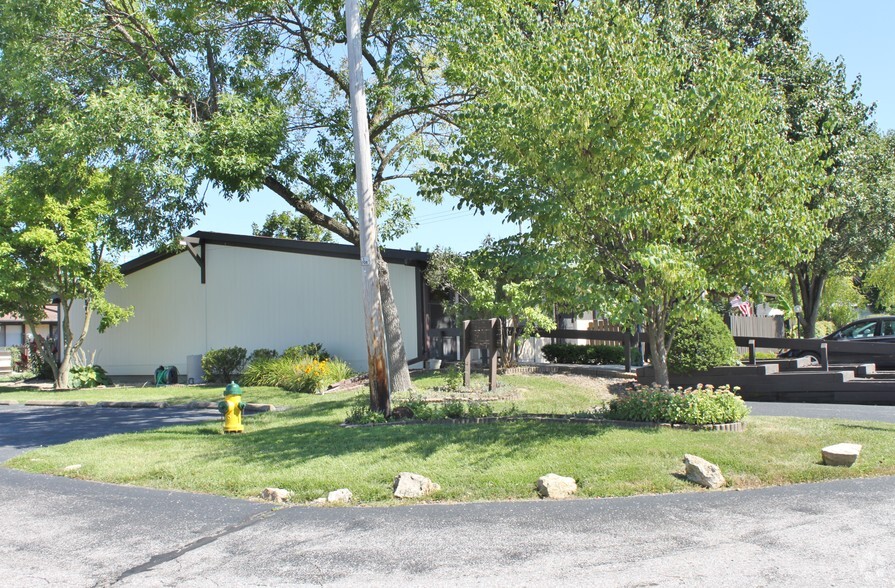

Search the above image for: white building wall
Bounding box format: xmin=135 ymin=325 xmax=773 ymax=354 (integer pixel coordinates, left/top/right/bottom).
xmin=71 ymin=245 xmax=421 ymax=377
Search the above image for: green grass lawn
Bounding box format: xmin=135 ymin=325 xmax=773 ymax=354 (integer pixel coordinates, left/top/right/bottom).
xmin=6 ymin=372 xmax=895 ymax=505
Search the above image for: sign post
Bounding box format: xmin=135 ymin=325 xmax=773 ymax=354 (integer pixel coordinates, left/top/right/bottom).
xmin=462 ymin=319 xmax=502 ymax=391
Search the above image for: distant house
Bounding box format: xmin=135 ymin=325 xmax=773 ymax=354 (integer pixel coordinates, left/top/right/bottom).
xmin=0 ymin=306 xmax=58 ymax=348
xmin=68 ymin=232 xmax=431 ymax=378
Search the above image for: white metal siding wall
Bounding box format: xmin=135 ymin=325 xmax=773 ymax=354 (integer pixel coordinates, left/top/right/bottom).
xmin=70 ymin=252 xmax=208 ymax=376
xmin=203 ymin=244 xmax=419 ymax=370
xmin=72 ymin=245 xmax=421 ymax=376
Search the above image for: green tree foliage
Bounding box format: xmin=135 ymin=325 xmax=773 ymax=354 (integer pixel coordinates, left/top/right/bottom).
xmin=425 ymin=238 xmax=556 ymax=366
xmin=252 ymin=211 xmax=334 ymax=242
xmin=423 ymin=1 xmax=825 ymax=385
xmin=865 ymin=243 xmax=895 ymax=312
xmin=784 ymin=65 xmax=895 ymax=338
xmin=0 ymin=168 xmax=136 ymax=389
xmin=0 ymin=0 xmax=469 ymax=393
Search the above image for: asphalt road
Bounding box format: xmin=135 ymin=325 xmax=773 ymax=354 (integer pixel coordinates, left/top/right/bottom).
xmin=1 ymin=403 xmax=894 ymax=586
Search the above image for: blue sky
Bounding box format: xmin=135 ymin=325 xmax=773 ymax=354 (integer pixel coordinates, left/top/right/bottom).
xmin=176 ymin=1 xmax=894 ymax=257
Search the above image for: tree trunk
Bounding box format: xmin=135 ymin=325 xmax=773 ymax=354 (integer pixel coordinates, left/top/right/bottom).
xmin=54 ymin=351 xmax=72 ymax=390
xmin=791 ymin=269 xmax=827 ymax=338
xmin=646 ymin=306 xmax=670 ymax=387
xmin=376 ymin=253 xmax=412 ymax=392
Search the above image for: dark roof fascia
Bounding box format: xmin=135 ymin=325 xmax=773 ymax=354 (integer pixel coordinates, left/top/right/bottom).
xmin=120 ymin=231 xmax=429 ymax=276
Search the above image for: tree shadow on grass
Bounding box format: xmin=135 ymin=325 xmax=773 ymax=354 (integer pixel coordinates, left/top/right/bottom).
xmin=228 ymin=419 xmax=616 ymax=469
xmin=834 ymin=423 xmax=895 ymax=433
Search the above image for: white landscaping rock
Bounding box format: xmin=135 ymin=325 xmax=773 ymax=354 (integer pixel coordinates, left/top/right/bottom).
xmin=327 ymin=488 xmax=354 ymax=503
xmin=822 ymin=443 xmax=862 ymax=467
xmin=62 ymin=464 xmax=82 ymax=472
xmin=536 ymin=473 xmax=578 ymax=499
xmin=260 ymin=487 xmax=292 ymax=503
xmin=683 ymin=454 xmax=726 ymax=489
xmin=393 ymin=472 xmax=441 ymax=499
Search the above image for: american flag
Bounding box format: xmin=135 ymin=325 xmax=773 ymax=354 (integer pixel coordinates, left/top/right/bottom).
xmin=730 ymin=295 xmax=752 ymax=317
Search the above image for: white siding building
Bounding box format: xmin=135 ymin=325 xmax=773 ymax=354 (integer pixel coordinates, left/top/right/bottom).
xmin=69 ymin=232 xmax=429 ymax=378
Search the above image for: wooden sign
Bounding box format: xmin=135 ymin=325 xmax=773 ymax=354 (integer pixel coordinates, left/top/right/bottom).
xmin=462 ymin=319 xmax=502 ymax=391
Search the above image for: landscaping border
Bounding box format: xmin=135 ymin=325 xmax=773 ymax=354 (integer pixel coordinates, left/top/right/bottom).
xmin=503 ymin=365 xmax=637 ymax=379
xmin=342 ymin=414 xmax=745 ymax=432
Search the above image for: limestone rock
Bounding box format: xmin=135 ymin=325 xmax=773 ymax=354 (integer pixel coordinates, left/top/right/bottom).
xmin=63 ymin=464 xmax=82 ymax=472
xmin=327 ymin=488 xmax=353 ymax=503
xmin=393 ymin=472 xmax=440 ymax=499
xmin=260 ymin=487 xmax=292 ymax=503
xmin=683 ymin=454 xmax=726 ymax=489
xmin=536 ymin=473 xmax=578 ymax=499
xmin=822 ymin=443 xmax=862 ymax=467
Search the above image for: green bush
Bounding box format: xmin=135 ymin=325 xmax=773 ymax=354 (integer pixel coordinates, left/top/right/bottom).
xmin=27 ymin=341 xmax=54 ymax=379
xmin=70 ymin=365 xmax=112 ymax=389
xmin=241 ymin=355 xmax=354 ymax=393
xmin=601 ymin=383 xmax=749 ymax=425
xmin=815 ymin=320 xmax=837 ymax=338
xmin=282 ymin=343 xmax=331 ymax=362
xmin=202 ymin=347 xmax=248 ymax=383
xmin=667 ymin=313 xmax=738 ymax=374
xmin=541 ymin=343 xmax=642 ymax=365
xmin=249 ymin=348 xmax=278 ymax=363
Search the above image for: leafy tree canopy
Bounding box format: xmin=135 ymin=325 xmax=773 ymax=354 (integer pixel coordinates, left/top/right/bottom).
xmin=423 ymin=0 xmax=827 ymax=384
xmin=252 ymin=211 xmax=334 ymax=242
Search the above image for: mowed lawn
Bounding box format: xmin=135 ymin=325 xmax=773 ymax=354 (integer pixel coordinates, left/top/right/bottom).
xmin=6 ymin=373 xmax=895 ymax=504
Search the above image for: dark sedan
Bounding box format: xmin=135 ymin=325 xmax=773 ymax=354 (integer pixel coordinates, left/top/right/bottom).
xmin=779 ymin=316 xmax=895 ymax=367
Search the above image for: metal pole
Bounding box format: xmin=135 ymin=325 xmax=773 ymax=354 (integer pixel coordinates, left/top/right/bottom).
xmin=346 ymin=0 xmax=391 ymax=414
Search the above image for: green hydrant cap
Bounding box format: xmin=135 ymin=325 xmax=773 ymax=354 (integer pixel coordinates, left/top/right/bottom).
xmin=224 ymin=381 xmax=243 ymax=396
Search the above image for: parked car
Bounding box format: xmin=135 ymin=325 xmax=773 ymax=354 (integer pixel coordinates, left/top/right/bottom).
xmin=778 ymin=316 xmax=895 ymax=367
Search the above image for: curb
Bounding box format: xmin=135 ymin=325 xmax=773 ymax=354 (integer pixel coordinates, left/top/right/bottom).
xmin=96 ymin=401 xmax=168 ymax=409
xmin=23 ymin=400 xmax=89 ymax=407
xmin=5 ymin=400 xmax=284 ymax=412
xmin=342 ymin=415 xmax=746 ymax=432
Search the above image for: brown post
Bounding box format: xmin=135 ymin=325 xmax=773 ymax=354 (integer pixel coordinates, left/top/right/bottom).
xmin=748 ymin=339 xmax=756 ymax=365
xmin=623 ymin=331 xmax=632 ymax=372
xmin=463 ymin=320 xmax=472 ymax=387
xmin=820 ymin=342 xmax=829 ymax=371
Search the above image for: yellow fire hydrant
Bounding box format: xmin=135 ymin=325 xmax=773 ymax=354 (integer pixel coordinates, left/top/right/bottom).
xmin=217 ymin=382 xmax=246 ymax=434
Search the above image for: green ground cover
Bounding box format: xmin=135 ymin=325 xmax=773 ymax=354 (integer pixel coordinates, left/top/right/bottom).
xmin=6 ymin=372 xmax=895 ymax=504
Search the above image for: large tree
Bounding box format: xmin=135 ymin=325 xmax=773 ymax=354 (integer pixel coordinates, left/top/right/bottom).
xmin=424 ymin=1 xmax=825 ymax=385
xmin=0 ymin=0 xmax=471 ymax=394
xmin=783 ymin=67 xmax=895 ymax=338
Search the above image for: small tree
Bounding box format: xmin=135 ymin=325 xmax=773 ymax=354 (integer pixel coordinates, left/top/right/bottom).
xmin=252 ymin=211 xmax=334 ymax=243
xmin=426 ymin=239 xmax=556 ymax=367
xmin=0 ymin=168 xmax=133 ymax=389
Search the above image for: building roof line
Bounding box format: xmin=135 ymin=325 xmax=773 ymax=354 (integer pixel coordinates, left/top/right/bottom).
xmin=120 ymin=231 xmax=429 ymax=276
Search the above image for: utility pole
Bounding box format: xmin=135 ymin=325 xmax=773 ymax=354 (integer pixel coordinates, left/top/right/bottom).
xmin=346 ymin=0 xmax=391 ymax=414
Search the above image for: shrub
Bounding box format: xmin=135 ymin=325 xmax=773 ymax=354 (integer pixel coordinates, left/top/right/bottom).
xmin=541 ymin=343 xmax=642 ymax=366
xmin=344 ymin=396 xmax=500 ymax=424
xmin=344 ymin=395 xmax=387 ymax=424
xmin=249 ymin=348 xmax=278 ymax=363
xmin=601 ymin=383 xmax=749 ymax=425
xmin=69 ymin=365 xmax=112 ymax=389
xmin=667 ymin=313 xmax=738 ymax=374
xmin=241 ymin=355 xmax=355 ymax=393
xmin=282 ymin=343 xmax=331 ymax=362
xmin=202 ymin=347 xmax=248 ymax=383
xmin=27 ymin=341 xmax=55 ymax=379
xmin=815 ymin=320 xmax=837 ymax=338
